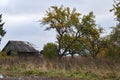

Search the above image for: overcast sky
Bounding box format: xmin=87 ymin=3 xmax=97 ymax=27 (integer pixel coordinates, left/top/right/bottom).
xmin=0 ymin=0 xmax=116 ymax=50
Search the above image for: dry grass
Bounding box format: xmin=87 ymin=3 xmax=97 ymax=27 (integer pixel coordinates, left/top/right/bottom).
xmin=0 ymin=56 xmax=120 ymax=80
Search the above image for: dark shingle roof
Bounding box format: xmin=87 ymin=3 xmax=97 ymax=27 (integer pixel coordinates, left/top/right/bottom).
xmin=2 ymin=40 xmax=38 ymax=52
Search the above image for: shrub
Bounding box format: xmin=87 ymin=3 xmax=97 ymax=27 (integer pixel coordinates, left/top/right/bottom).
xmin=105 ymin=45 xmax=119 ymax=58
xmin=0 ymin=52 xmax=7 ymax=58
xmin=42 ymin=43 xmax=58 ymax=59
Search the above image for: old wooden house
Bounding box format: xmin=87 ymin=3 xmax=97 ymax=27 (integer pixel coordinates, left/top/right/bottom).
xmin=2 ymin=40 xmax=39 ymax=57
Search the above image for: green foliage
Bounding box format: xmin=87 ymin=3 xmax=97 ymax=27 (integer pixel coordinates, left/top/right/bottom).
xmin=0 ymin=14 xmax=6 ymax=43
xmin=108 ymin=0 xmax=120 ymax=57
xmin=42 ymin=6 xmax=81 ymax=30
xmin=41 ymin=6 xmax=81 ymax=58
xmin=110 ymin=0 xmax=120 ymax=46
xmin=42 ymin=43 xmax=58 ymax=59
xmin=106 ymin=45 xmax=116 ymax=58
xmin=106 ymin=43 xmax=120 ymax=58
xmin=110 ymin=0 xmax=120 ymax=22
xmin=23 ymin=70 xmax=46 ymax=76
xmin=80 ymin=12 xmax=103 ymax=58
xmin=110 ymin=25 xmax=120 ymax=47
xmin=101 ymin=36 xmax=120 ymax=58
xmin=41 ymin=6 xmax=102 ymax=58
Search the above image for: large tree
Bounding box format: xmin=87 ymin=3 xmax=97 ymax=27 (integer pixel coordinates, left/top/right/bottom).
xmin=41 ymin=6 xmax=102 ymax=59
xmin=0 ymin=14 xmax=6 ymax=44
xmin=41 ymin=6 xmax=81 ymax=58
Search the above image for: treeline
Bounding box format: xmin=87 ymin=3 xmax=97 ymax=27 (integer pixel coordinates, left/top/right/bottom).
xmin=40 ymin=0 xmax=120 ymax=59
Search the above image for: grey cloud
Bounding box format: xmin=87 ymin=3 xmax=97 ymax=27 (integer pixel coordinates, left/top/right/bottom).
xmin=1 ymin=20 xmax=56 ymax=50
xmin=69 ymin=0 xmax=114 ymax=15
xmin=1 ymin=0 xmax=45 ymax=14
xmin=1 ymin=0 xmax=114 ymax=15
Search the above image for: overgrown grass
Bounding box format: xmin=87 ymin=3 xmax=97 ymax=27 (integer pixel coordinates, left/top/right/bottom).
xmin=0 ymin=56 xmax=120 ymax=79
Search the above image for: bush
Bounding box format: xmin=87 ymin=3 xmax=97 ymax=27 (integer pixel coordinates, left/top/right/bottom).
xmin=0 ymin=52 xmax=7 ymax=58
xmin=105 ymin=44 xmax=120 ymax=58
xmin=42 ymin=43 xmax=58 ymax=59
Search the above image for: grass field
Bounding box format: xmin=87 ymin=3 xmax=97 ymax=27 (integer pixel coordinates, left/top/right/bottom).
xmin=0 ymin=56 xmax=120 ymax=80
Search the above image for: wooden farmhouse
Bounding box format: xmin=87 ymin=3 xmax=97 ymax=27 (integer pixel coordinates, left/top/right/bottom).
xmin=2 ymin=40 xmax=39 ymax=57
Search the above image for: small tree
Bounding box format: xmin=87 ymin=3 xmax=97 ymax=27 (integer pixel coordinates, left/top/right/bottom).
xmin=42 ymin=43 xmax=58 ymax=59
xmin=0 ymin=14 xmax=6 ymax=44
xmin=80 ymin=12 xmax=103 ymax=58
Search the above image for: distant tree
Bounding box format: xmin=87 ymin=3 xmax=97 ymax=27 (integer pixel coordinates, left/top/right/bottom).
xmin=42 ymin=43 xmax=58 ymax=59
xmin=0 ymin=14 xmax=6 ymax=44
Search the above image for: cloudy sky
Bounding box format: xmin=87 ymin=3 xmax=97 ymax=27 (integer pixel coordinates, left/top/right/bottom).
xmin=0 ymin=0 xmax=116 ymax=50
